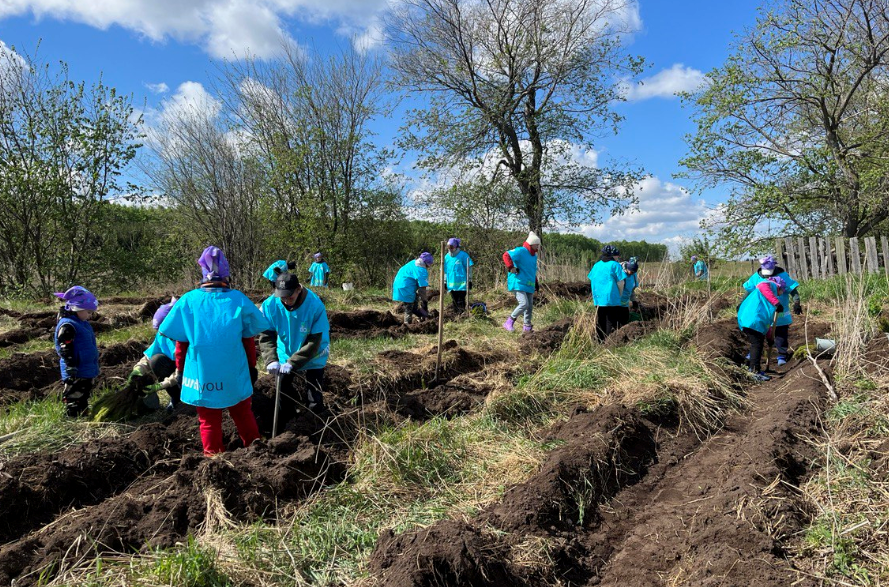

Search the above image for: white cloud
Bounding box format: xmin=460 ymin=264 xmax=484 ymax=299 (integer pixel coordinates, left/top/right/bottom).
xmin=578 ymin=176 xmax=708 ymax=247
xmin=144 ymin=81 xmax=169 ymax=94
xmin=0 ymin=0 xmax=390 ymax=58
xmin=159 ymin=80 xmax=221 ymax=122
xmin=621 ymin=63 xmax=708 ymax=101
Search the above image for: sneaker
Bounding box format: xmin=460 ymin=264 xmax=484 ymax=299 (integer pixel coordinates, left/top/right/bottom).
xmin=752 ymin=371 xmax=771 ymax=382
xmin=776 ymin=356 xmax=787 ymax=366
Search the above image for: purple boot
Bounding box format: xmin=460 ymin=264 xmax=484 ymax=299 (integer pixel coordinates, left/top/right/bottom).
xmin=523 ymin=324 xmax=533 ymax=333
xmin=503 ymin=316 xmax=516 ymax=332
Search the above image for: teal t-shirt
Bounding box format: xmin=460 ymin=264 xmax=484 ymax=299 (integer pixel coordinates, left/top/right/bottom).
xmin=260 ymin=289 xmax=330 ymax=370
xmin=392 ymin=261 xmax=429 ymax=302
xmin=737 ymin=281 xmax=779 ymax=334
xmin=143 ymin=333 xmax=176 ymax=361
xmin=308 ymin=262 xmax=330 ymax=287
xmin=588 ymin=260 xmax=626 ymax=306
xmin=444 ymin=251 xmax=473 ymax=291
xmin=742 ymin=269 xmax=799 ymax=327
xmin=620 ymin=272 xmax=638 ymax=307
xmin=694 ymin=260 xmax=708 ymax=280
xmin=159 ymin=288 xmax=270 ymax=409
xmin=506 ymin=246 xmax=537 ymax=292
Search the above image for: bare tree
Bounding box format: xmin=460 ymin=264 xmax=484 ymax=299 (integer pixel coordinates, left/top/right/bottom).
xmin=388 ymin=0 xmax=644 ymax=234
xmin=145 ymin=102 xmax=266 ymax=287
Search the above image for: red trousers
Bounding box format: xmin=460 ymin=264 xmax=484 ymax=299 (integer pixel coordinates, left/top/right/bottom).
xmin=196 ymin=397 xmax=260 ymax=456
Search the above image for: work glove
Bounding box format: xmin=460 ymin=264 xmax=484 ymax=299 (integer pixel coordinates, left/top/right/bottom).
xmin=144 ymin=370 xmax=181 ymax=394
xmin=279 ymin=363 xmax=293 ymax=375
xmin=775 ymin=304 xmax=784 ymax=314
xmin=266 ymin=361 xmax=281 ymax=375
xmin=793 ymin=302 xmax=802 ymax=315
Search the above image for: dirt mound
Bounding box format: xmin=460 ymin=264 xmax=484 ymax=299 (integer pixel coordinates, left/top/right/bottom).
xmin=519 ymin=317 xmax=574 ymax=355
xmin=603 ymin=320 xmax=653 ymax=346
xmin=484 ymin=405 xmax=656 ymax=532
xmin=330 ymin=309 xmax=402 ymax=331
xmin=0 ymin=340 xmax=146 ymax=406
xmin=694 ymin=318 xmax=747 ymax=363
xmin=0 ymin=327 xmax=47 ymax=348
xmin=390 ymin=380 xmax=491 ymax=420
xmin=0 ymin=427 xmax=344 ymax=586
xmin=371 ymin=519 xmax=515 ymax=587
xmin=540 ymin=281 xmax=590 ymax=302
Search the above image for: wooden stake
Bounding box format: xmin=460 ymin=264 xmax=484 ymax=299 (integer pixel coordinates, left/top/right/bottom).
xmin=434 ymin=240 xmax=446 ymax=382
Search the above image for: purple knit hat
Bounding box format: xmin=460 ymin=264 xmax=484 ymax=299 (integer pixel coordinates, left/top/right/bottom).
xmin=197 ymin=246 xmax=230 ymax=280
xmin=447 ymin=237 xmax=461 ymax=248
xmin=152 ymin=297 xmax=178 ymax=329
xmin=760 ymin=255 xmax=777 ymax=270
xmin=419 ymin=252 xmax=434 ymax=266
xmin=53 ymin=286 xmax=99 ymax=311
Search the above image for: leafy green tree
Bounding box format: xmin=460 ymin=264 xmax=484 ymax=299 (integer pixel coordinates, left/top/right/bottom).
xmin=388 ymin=0 xmax=644 ymax=234
xmin=682 ymin=0 xmax=889 ymax=252
xmin=0 ymin=46 xmax=142 ymax=294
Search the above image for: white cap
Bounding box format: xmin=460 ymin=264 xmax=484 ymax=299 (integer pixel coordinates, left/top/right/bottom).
xmin=526 ymin=231 xmax=541 ymax=246
xmin=760 ymin=268 xmax=774 ymax=276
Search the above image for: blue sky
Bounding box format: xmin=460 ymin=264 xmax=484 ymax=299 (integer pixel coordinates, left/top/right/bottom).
xmin=0 ymin=0 xmax=762 ymax=249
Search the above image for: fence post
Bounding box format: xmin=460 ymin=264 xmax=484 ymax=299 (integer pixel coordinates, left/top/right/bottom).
xmin=784 ymin=238 xmax=796 ymax=276
xmin=850 ymin=237 xmax=862 ymax=274
xmin=797 ymin=237 xmax=810 ymax=279
xmin=822 ymin=238 xmax=834 ymax=278
xmin=836 ymin=237 xmax=848 ymax=275
xmin=809 ymin=236 xmax=821 ymax=279
xmin=882 ymin=236 xmax=889 ymax=279
xmin=775 ymin=239 xmax=784 ymax=268
xmin=865 ymin=236 xmax=879 ymax=274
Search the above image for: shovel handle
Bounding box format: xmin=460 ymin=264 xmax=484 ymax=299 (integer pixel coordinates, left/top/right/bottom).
xmin=272 ymin=372 xmax=282 ymax=439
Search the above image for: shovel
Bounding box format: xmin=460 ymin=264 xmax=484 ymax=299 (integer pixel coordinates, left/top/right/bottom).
xmin=272 ymin=371 xmax=282 ymax=439
xmin=764 ymin=310 xmax=779 ymax=372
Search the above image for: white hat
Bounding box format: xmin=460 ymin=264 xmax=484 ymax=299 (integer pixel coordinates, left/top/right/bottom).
xmin=526 ymin=231 xmax=541 ymax=246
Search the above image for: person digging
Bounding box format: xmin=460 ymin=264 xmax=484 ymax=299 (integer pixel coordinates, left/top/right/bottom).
xmin=259 ymin=271 xmax=331 ymax=430
xmin=392 ymin=252 xmax=434 ymax=324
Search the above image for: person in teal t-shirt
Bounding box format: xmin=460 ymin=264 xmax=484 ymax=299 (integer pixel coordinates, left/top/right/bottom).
xmin=308 ymin=252 xmax=330 ymax=287
xmin=392 ymin=252 xmax=434 ymax=324
xmin=502 ymin=231 xmax=540 ymax=333
xmin=444 ymin=237 xmax=474 ymax=313
xmin=741 ymin=255 xmax=801 ymax=366
xmin=619 ymin=258 xmax=640 ymax=323
xmin=692 ymin=256 xmax=708 ymax=280
xmin=124 ymin=296 xmax=182 ymax=412
xmin=588 ymin=245 xmax=626 ymax=341
xmin=260 ymin=272 xmax=331 ymax=425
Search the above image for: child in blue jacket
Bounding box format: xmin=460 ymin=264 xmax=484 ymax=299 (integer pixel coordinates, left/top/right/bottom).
xmin=54 ymin=286 xmax=100 ymax=417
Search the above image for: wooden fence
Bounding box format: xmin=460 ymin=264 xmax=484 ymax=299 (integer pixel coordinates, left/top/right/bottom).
xmin=773 ymin=236 xmax=889 ymax=280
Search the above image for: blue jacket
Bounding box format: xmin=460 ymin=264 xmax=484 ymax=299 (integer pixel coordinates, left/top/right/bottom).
xmin=309 ymin=262 xmax=330 ymax=287
xmin=742 ymin=269 xmax=799 ymax=327
xmin=159 ymin=288 xmax=270 ymax=409
xmin=588 ymin=260 xmax=626 ymax=306
xmin=506 ymin=246 xmax=538 ymax=293
xmin=143 ymin=333 xmax=176 ymax=361
xmin=737 ymin=281 xmax=780 ymax=334
xmin=55 ymin=315 xmax=99 ymax=380
xmin=444 ymin=251 xmax=473 ymax=291
xmin=393 ymin=261 xmax=429 ymax=302
xmin=261 ymin=289 xmax=330 ymax=370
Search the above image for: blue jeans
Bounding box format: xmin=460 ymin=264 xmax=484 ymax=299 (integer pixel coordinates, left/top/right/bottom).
xmin=510 ymin=291 xmax=533 ymax=325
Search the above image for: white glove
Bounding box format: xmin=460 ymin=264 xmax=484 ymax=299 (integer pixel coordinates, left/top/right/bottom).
xmin=266 ymin=361 xmax=280 ymax=375
xmin=279 ymin=363 xmax=293 ymax=374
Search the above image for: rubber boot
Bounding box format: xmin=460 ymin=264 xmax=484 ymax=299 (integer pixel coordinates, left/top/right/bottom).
xmin=503 ymin=316 xmax=515 ymax=332
xmin=523 ymin=324 xmax=533 ymax=333
xmin=776 ymin=356 xmax=787 ymax=367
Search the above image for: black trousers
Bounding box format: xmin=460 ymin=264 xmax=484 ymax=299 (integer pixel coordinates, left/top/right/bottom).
xmin=450 ymin=290 xmax=466 ymax=312
xmin=275 ymin=368 xmax=326 ymax=428
xmin=596 ymin=306 xmax=624 ymax=341
xmin=62 ymin=378 xmax=94 ymax=417
xmin=774 ymin=324 xmax=789 ymax=358
xmin=148 ymin=353 xmax=181 ymax=405
xmin=743 ymin=327 xmax=766 ymax=372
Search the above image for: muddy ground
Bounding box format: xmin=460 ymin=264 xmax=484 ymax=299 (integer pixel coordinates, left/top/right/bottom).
xmin=0 ymin=290 xmax=845 ymax=586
